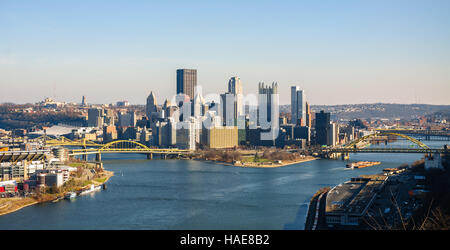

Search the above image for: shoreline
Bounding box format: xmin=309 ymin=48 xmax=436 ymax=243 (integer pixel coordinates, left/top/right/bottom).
xmin=1 ymin=156 xmax=313 ymax=217
xmin=0 ymin=169 xmax=114 ymax=217
xmin=194 ymin=156 xmax=318 ymax=168
xmin=0 ymin=199 xmax=39 ymax=217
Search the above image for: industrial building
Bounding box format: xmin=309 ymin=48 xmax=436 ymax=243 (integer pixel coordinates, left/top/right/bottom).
xmin=325 ymin=175 xmax=388 ymax=227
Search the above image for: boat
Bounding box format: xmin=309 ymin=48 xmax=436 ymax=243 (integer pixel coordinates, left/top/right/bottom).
xmin=64 ymin=192 xmax=77 ymax=200
xmin=80 ymin=184 xmax=102 ymax=195
xmin=346 ymin=161 xmax=381 ymax=169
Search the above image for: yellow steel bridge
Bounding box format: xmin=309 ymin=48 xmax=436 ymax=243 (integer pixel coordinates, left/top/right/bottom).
xmin=68 ymin=140 xmax=191 ymax=157
xmin=344 ymin=131 xmax=430 ymax=149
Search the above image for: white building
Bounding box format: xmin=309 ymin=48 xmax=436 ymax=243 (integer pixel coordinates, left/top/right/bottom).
xmin=228 ymin=77 xmax=244 ymax=117
xmin=176 ymin=118 xmax=197 ymax=150
xmin=328 ymin=123 xmax=337 ymax=147
xmin=193 ymin=92 xmax=205 ymax=118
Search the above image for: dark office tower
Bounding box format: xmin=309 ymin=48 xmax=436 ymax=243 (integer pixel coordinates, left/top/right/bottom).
xmin=146 ymin=91 xmax=157 ymax=118
xmin=81 ymin=96 xmax=87 ymax=107
xmin=176 ymin=69 xmax=197 ymax=99
xmin=88 ymin=108 xmax=104 ymax=128
xmin=315 ymin=110 xmax=330 ymax=146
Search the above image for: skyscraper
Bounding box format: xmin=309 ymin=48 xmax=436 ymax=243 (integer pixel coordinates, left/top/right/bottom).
xmin=315 ymin=110 xmax=331 ymax=146
xmin=146 ymin=91 xmax=157 ymax=122
xmin=291 ymin=86 xmax=305 ymax=126
xmin=305 ymin=101 xmax=312 ymax=128
xmin=176 ymin=69 xmax=197 ymax=99
xmin=258 ymin=82 xmax=278 ymax=124
xmin=118 ymin=111 xmax=136 ymax=127
xmin=88 ymin=108 xmax=104 ymax=128
xmin=81 ymin=96 xmax=87 ymax=107
xmin=193 ymin=92 xmax=205 ymax=117
xmin=220 ymin=92 xmax=236 ymax=126
xmin=228 ymin=76 xmax=244 ymax=117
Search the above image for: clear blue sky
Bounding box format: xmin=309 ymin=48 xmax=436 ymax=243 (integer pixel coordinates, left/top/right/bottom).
xmin=1 ymin=0 xmax=449 ymax=105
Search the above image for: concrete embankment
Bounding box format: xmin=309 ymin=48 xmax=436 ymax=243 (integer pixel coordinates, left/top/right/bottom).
xmin=305 ymin=188 xmax=330 ymax=230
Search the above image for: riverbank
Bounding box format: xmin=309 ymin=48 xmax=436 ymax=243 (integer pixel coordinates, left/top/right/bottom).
xmin=0 ymin=198 xmax=38 ymax=217
xmin=0 ymin=165 xmax=114 ymax=217
xmin=235 ymin=156 xmax=318 ymax=168
xmin=194 ymin=156 xmax=318 ymax=168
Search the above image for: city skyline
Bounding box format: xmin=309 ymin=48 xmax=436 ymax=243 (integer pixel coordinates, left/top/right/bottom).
xmin=1 ymin=0 xmax=450 ymax=105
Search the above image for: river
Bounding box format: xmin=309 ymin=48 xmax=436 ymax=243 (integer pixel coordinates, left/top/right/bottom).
xmin=0 ymin=140 xmax=446 ymax=229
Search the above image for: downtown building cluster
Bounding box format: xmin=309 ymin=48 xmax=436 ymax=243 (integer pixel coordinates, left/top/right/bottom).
xmin=95 ymin=69 xmax=349 ymax=150
xmin=3 ymin=69 xmax=362 ymax=153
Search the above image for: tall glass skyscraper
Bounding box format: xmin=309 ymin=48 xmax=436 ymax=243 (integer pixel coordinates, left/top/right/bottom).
xmin=176 ymin=69 xmax=197 ymax=100
xmin=291 ymin=86 xmax=305 ymax=126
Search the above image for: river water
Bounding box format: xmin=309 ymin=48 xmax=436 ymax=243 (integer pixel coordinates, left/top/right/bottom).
xmin=0 ymin=140 xmax=446 ymax=229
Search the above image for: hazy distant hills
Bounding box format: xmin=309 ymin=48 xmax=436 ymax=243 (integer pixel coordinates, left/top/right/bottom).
xmin=279 ymin=103 xmax=450 ymax=120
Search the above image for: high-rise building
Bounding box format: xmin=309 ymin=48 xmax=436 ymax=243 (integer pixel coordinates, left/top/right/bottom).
xmin=294 ymin=126 xmax=311 ymax=142
xmin=220 ymin=92 xmax=237 ymax=126
xmin=88 ymin=108 xmax=104 ymax=127
xmin=228 ymin=77 xmax=244 ymax=117
xmin=103 ymin=109 xmax=115 ymax=126
xmin=117 ymin=111 xmax=136 ymax=127
xmin=305 ymin=102 xmax=312 ymax=128
xmin=81 ymin=96 xmax=87 ymax=107
xmin=258 ymin=82 xmax=278 ymax=124
xmin=146 ymin=91 xmax=158 ymax=121
xmin=315 ymin=110 xmax=331 ymax=146
xmin=139 ymin=128 xmax=153 ymax=146
xmin=193 ymin=92 xmax=205 ymax=118
xmin=176 ymin=69 xmax=197 ymax=99
xmin=162 ymin=99 xmax=177 ymax=119
xmin=157 ymin=118 xmax=177 ymax=148
xmin=103 ymin=125 xmax=118 ymax=142
xmin=176 ymin=117 xmax=197 ymax=150
xmin=291 ymin=86 xmax=306 ymax=126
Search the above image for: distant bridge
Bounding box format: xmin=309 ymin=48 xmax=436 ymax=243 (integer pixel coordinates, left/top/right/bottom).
xmin=326 ymin=147 xmax=445 ymax=154
xmin=376 ymin=129 xmax=450 ymax=140
xmin=38 ymin=135 xmax=103 ymax=147
xmin=344 ymin=132 xmax=431 ymax=150
xmin=323 ymin=131 xmax=447 ymax=157
xmin=1 ymin=136 xmax=193 ymax=162
xmin=67 ymin=140 xmax=192 ymax=161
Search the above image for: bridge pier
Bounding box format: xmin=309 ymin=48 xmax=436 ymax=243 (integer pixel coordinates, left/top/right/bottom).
xmin=96 ymin=162 xmax=104 ymax=170
xmin=147 ymin=153 xmax=153 ymax=160
xmin=82 ymin=145 xmax=88 ymax=161
xmin=95 ymin=152 xmax=102 ymax=162
xmin=161 ymin=154 xmax=166 ymax=160
xmin=341 ymin=153 xmax=349 ymax=160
